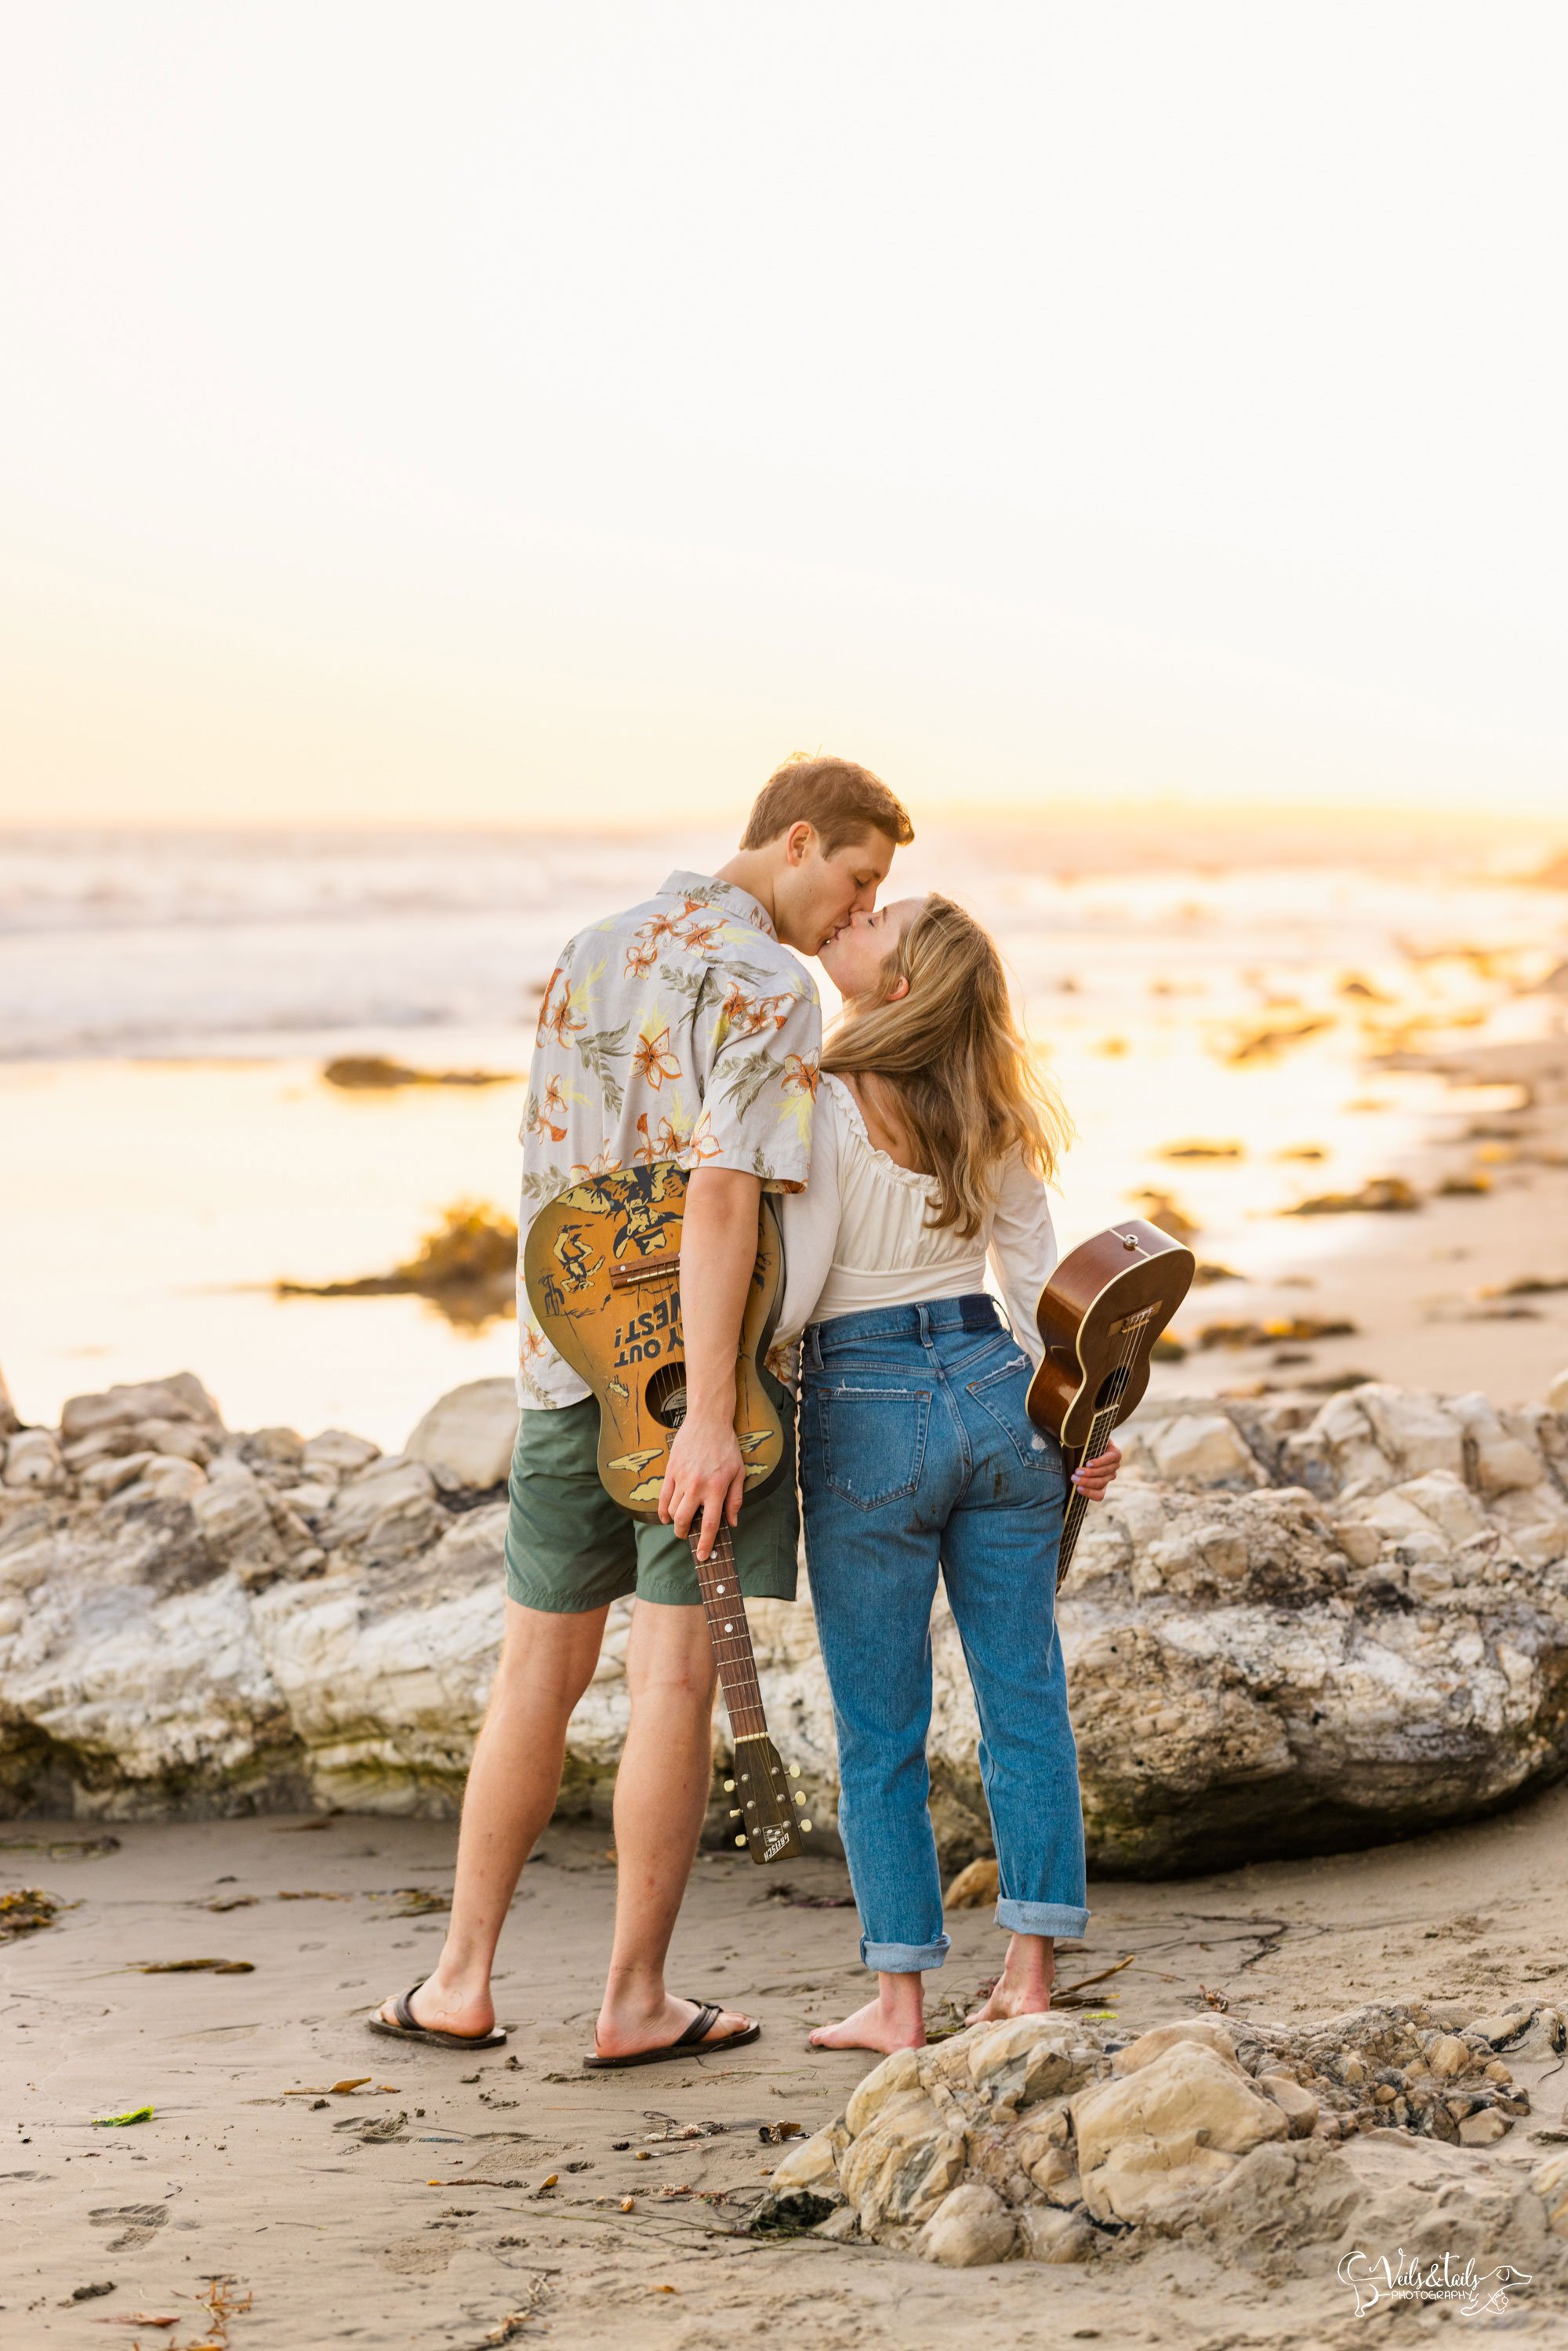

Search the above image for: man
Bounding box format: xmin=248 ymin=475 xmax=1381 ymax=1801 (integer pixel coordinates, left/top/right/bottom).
xmin=372 ymin=754 xmax=913 ymax=2063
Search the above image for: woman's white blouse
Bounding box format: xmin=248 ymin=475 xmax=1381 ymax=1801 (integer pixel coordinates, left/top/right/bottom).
xmin=773 ymin=1074 xmax=1059 ymax=1373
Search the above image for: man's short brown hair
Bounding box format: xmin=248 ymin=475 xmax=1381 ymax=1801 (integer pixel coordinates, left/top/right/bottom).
xmin=740 ymin=753 xmax=914 ymax=858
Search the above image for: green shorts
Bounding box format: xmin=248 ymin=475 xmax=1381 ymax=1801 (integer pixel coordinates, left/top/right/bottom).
xmin=503 ymin=1370 xmax=800 ymax=1611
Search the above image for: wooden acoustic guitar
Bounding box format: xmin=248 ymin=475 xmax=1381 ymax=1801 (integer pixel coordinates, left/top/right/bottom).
xmin=523 ymin=1162 xmax=811 ymax=1867
xmin=1026 ymin=1216 xmax=1195 ymax=1589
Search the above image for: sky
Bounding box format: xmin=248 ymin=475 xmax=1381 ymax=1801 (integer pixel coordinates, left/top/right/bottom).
xmin=2 ymin=2 xmax=1565 ymax=831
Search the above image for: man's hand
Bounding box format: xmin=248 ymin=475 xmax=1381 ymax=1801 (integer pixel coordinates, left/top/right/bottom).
xmin=656 ymin=1167 xmax=763 ymax=1562
xmin=661 ymin=1404 xmax=746 ymax=1562
xmin=1070 ymin=1441 xmax=1122 ymax=1503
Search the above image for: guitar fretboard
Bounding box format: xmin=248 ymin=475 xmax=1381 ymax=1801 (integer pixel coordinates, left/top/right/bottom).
xmin=688 ymin=1522 xmax=768 ymax=1741
xmin=1056 ymin=1402 xmax=1122 ymax=1590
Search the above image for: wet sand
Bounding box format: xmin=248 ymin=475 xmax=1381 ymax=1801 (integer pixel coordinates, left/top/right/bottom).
xmin=1147 ymin=1032 xmax=1568 ymax=1410
xmin=6 ymin=1795 xmax=1568 ymax=2348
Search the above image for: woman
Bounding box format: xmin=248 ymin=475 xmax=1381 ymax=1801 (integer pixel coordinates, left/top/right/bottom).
xmin=772 ymin=893 xmax=1120 ymax=2055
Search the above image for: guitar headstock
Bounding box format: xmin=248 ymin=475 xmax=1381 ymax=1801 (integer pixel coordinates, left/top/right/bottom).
xmin=724 ymin=1739 xmax=811 ymax=1867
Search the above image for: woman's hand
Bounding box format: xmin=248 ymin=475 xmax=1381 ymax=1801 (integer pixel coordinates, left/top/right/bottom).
xmin=1070 ymin=1442 xmax=1122 ymax=1502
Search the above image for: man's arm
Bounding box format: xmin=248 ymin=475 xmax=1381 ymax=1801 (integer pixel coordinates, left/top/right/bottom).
xmin=658 ymin=1167 xmax=763 ymax=1562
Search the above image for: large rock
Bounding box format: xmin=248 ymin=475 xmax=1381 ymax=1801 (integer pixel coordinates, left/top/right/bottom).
xmin=746 ymin=2004 xmax=1568 ymax=2280
xmin=405 ymin=1379 xmax=519 ymax=1490
xmin=4 ymin=1373 xmax=1568 ymax=1872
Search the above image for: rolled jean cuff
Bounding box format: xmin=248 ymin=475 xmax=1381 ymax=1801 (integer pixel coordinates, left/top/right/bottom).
xmin=861 ymin=1933 xmax=950 ymax=1973
xmin=995 ymin=1900 xmax=1090 ymax=1939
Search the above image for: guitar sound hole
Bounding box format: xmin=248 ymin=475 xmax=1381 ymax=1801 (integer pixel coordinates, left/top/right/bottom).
xmin=1094 ymin=1364 xmax=1131 ymax=1412
xmin=645 ymin=1361 xmax=691 ymax=1429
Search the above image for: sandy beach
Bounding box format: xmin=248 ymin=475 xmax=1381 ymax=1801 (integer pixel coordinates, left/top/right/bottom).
xmin=7 ymin=1793 xmax=1568 ymax=2349
xmin=5 ymin=835 xmax=1568 ymax=2345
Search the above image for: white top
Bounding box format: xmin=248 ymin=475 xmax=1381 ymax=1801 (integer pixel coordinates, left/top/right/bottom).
xmin=772 ymin=1074 xmax=1058 ymax=1374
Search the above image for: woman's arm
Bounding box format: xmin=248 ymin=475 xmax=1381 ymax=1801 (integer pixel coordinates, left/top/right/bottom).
xmin=987 ymin=1153 xmax=1060 ymax=1368
xmin=771 ymin=1076 xmax=843 ymax=1371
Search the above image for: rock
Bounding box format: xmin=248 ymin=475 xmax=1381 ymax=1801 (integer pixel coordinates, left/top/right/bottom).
xmin=1532 ymin=2150 xmax=1568 ymax=2237
xmin=1015 ymin=2205 xmax=1093 ymax=2263
xmin=943 ymin=1856 xmax=999 ymax=1909
xmin=1548 ymin=1370 xmax=1568 ymax=1416
xmin=301 ymin=1429 xmax=380 ymax=1478
xmin=1110 ymin=2019 xmax=1238 ymax=2075
xmin=324 ymin=1457 xmax=441 ymax=1561
xmin=964 ymin=2016 xmax=1104 ymax=2113
xmin=916 ymin=2180 xmax=1018 ymax=2266
xmin=60 ymin=1376 xmax=221 ymax=1446
xmin=81 ymin=1453 xmax=158 ymax=1498
xmin=1428 ymin=2034 xmax=1472 ymax=2077
xmin=405 ymin=1380 xmax=519 ymax=1490
xmin=1255 ymin=2073 xmax=1319 ymax=2136
xmin=845 ymin=2048 xmax=924 ymax=2137
xmin=129 ymin=1458 xmax=208 ymax=1504
xmin=1468 ymin=2002 xmax=1541 ymax=2048
xmin=767 ymin=2121 xmax=847 ymax=2200
xmin=6 ymin=1373 xmax=1568 ymax=1862
xmin=1070 ymin=2040 xmax=1287 ymax=2228
xmin=2 ymin=1430 xmax=64 ymax=1490
xmin=1145 ymin=1413 xmax=1265 ymax=1490
xmin=837 ymin=2090 xmax=966 ymax=2233
xmin=1186 ymin=2135 xmax=1366 ymax=2267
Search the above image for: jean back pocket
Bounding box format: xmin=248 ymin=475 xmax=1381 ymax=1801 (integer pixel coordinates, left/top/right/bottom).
xmin=811 ymin=1383 xmax=931 ymax=1511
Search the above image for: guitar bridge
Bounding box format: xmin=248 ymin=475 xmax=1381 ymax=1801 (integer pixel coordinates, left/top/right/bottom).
xmin=1107 ymin=1307 xmax=1156 ymax=1337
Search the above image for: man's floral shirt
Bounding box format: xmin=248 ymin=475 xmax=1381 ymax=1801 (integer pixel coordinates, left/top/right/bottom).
xmin=515 ymin=869 xmax=821 ymax=1408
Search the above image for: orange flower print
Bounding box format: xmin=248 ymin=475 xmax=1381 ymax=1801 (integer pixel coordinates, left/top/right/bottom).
xmin=782 ymin=1052 xmax=820 ymax=1098
xmin=624 ymin=940 xmax=659 ymax=979
xmin=677 ymin=914 xmax=724 ymax=956
xmin=633 ymin=1112 xmax=687 ymax=1166
xmin=521 ymin=1325 xmax=548 ymax=1362
xmin=632 ymin=1024 xmax=681 ymax=1089
xmin=719 ymin=985 xmax=797 ymax=1038
xmin=681 ymin=1112 xmax=724 ymax=1163
xmin=535 ymin=965 xmax=566 ymax=1047
xmin=537 ymin=967 xmax=586 ymax=1049
xmin=525 ymin=1076 xmax=570 ymax=1141
xmin=570 ymin=1147 xmax=622 ymax=1179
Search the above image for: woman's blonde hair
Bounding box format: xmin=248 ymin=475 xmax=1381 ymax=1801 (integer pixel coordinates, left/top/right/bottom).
xmin=822 ymin=893 xmax=1073 ymax=1239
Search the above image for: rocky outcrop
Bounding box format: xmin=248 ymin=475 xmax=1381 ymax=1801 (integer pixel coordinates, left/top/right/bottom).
xmin=753 ymin=2001 xmax=1568 ymax=2277
xmin=3 ymin=1373 xmax=1568 ymax=1874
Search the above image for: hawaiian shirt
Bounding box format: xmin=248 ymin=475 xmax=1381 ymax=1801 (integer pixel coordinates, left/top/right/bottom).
xmin=515 ymin=869 xmax=821 ymax=1407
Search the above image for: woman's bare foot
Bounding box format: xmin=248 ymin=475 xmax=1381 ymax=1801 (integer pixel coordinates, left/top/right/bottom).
xmin=592 ymin=1991 xmax=755 ymax=2060
xmin=964 ymin=1932 xmax=1054 ymax=2024
xmin=808 ymin=1972 xmax=927 ymax=2053
xmin=376 ymin=1965 xmax=495 ymax=2040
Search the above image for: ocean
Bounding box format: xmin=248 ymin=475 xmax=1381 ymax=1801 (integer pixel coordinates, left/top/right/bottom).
xmin=3 ymin=825 xmax=1564 ymax=1449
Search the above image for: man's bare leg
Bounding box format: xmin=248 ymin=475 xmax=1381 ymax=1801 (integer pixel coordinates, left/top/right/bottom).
xmin=376 ymin=1597 xmax=608 ymax=2038
xmin=964 ymin=1932 xmax=1054 ymax=2023
xmin=592 ymin=1599 xmax=754 ymax=2057
xmin=808 ymin=1971 xmax=926 ymax=2054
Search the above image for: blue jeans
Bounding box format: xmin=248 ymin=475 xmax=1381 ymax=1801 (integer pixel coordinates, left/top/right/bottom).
xmin=799 ymin=1293 xmax=1089 ymax=1972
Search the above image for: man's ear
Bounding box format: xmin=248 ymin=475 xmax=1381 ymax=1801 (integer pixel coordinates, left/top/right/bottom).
xmin=784 ymin=820 xmax=816 ymax=867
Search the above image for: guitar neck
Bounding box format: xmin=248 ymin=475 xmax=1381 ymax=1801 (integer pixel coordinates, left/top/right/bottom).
xmin=687 ymin=1523 xmax=769 ymax=1742
xmin=1056 ymin=1404 xmax=1121 ymax=1590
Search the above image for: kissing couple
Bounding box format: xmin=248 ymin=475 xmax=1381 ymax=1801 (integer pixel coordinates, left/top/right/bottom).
xmin=372 ymin=753 xmax=1120 ymax=2066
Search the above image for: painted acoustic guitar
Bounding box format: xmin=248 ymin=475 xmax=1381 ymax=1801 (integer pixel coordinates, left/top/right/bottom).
xmin=523 ymin=1162 xmax=811 ymax=1866
xmin=1026 ymin=1216 xmax=1196 ymax=1589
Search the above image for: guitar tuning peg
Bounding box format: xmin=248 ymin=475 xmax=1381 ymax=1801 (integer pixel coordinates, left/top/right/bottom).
xmin=800 ymin=1820 xmax=812 ymax=1833
xmin=728 ymin=1809 xmax=742 ymax=1819
xmin=794 ymin=1791 xmax=806 ymax=1805
xmin=722 ymin=1779 xmax=735 ymax=1793
xmin=734 ymin=1834 xmax=747 ymax=1849
xmin=789 ymin=1766 xmax=802 ymax=1779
